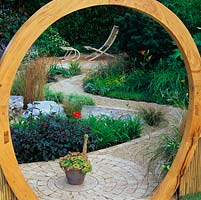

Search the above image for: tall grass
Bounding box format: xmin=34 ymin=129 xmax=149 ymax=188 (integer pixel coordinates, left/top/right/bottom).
xmin=62 ymin=93 xmax=95 ymax=114
xmin=11 ymin=57 xmax=49 ymax=104
xmin=82 ymin=115 xmax=142 ymax=149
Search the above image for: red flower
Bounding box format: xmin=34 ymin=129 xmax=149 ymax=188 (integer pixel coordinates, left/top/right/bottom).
xmin=41 ymin=122 xmax=46 ymax=127
xmin=72 ymin=112 xmax=82 ymax=119
xmin=138 ymin=50 xmax=146 ymax=55
xmin=0 ymin=25 xmax=3 ymax=29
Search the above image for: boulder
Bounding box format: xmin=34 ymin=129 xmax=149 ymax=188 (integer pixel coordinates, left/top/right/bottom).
xmin=9 ymin=96 xmax=24 ymax=111
xmin=23 ymin=101 xmax=64 ymax=117
xmin=81 ymin=105 xmax=137 ymax=119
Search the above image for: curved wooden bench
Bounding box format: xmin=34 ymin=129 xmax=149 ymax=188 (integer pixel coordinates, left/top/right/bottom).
xmin=0 ymin=0 xmax=200 ymax=200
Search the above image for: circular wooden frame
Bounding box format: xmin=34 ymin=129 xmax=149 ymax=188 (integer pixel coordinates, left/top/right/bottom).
xmin=0 ymin=0 xmax=200 ymax=199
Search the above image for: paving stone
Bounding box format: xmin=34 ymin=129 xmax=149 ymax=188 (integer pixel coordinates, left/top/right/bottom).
xmin=21 ymin=155 xmax=155 ymax=200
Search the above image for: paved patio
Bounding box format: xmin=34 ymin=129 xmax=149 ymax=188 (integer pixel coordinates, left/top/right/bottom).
xmin=19 ymin=128 xmax=171 ymax=200
xmin=20 ymin=154 xmax=157 ymax=200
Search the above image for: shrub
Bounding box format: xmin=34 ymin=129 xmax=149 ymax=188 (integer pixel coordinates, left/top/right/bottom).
xmin=81 ymin=115 xmax=142 ymax=149
xmin=48 ymin=64 xmax=71 ymax=78
xmin=44 ymin=88 xmax=95 ymax=114
xmin=11 ymin=113 xmax=142 ymax=163
xmin=63 ymin=93 xmax=95 ymax=114
xmin=115 ymin=11 xmax=174 ymax=60
xmin=34 ymin=26 xmax=69 ymax=56
xmin=69 ymin=61 xmax=81 ymax=76
xmin=44 ymin=87 xmax=64 ymax=103
xmin=11 ymin=114 xmax=98 ymax=163
xmin=139 ymin=107 xmax=165 ymax=126
xmin=148 ymin=59 xmax=188 ymax=107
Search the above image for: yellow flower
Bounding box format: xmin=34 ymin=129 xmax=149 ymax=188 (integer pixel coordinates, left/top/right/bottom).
xmin=180 ymin=80 xmax=185 ymax=83
xmin=186 ymin=93 xmax=189 ymax=96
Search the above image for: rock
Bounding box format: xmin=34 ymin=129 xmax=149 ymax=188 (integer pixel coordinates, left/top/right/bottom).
xmin=81 ymin=105 xmax=137 ymax=119
xmin=9 ymin=96 xmax=24 ymax=111
xmin=23 ymin=101 xmax=65 ymax=117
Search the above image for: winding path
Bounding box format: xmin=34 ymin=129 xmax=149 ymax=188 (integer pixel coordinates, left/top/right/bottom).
xmin=21 ymin=65 xmax=181 ymax=200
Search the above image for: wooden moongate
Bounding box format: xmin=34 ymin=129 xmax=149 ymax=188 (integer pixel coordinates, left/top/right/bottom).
xmin=0 ymin=0 xmax=200 ymax=200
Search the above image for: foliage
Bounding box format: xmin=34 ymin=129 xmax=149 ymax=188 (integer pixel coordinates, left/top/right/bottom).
xmin=181 ymin=192 xmax=201 ymax=200
xmin=11 ymin=112 xmax=142 ymax=163
xmin=156 ymin=129 xmax=181 ymax=172
xmin=62 ymin=93 xmax=95 ymax=115
xmin=106 ymin=90 xmax=147 ymax=101
xmin=115 ymin=11 xmax=173 ymax=60
xmin=11 ymin=69 xmax=26 ymax=97
xmin=69 ymin=61 xmax=81 ymax=76
xmin=0 ymin=8 xmax=28 ymax=55
xmin=1 ymin=1 xmax=200 ymax=60
xmin=59 ymin=152 xmax=92 ymax=174
xmin=11 ymin=114 xmax=97 ymax=163
xmin=81 ymin=115 xmax=142 ymax=149
xmin=140 ymin=107 xmax=165 ymax=126
xmin=34 ymin=26 xmax=69 ymax=56
xmin=161 ymin=0 xmax=201 ymax=35
xmin=11 ymin=58 xmax=47 ymax=105
xmin=48 ymin=64 xmax=71 ymax=78
xmin=84 ymin=57 xmax=189 ymax=107
xmin=44 ymin=88 xmax=95 ymax=114
xmin=148 ymin=59 xmax=188 ymax=107
xmin=54 ymin=6 xmax=127 ymax=53
xmin=44 ymin=87 xmax=64 ymax=103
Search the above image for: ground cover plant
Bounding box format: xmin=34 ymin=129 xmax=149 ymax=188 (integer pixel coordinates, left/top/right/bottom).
xmin=47 ymin=61 xmax=81 ymax=82
xmin=139 ymin=107 xmax=165 ymax=127
xmin=44 ymin=88 xmax=95 ymax=114
xmin=48 ymin=64 xmax=71 ymax=78
xmin=11 ymin=113 xmax=142 ymax=163
xmin=181 ymin=192 xmax=201 ymax=200
xmin=83 ymin=57 xmax=189 ymax=107
xmin=11 ymin=113 xmax=97 ymax=163
xmin=62 ymin=93 xmax=95 ymax=114
xmin=81 ymin=115 xmax=142 ymax=149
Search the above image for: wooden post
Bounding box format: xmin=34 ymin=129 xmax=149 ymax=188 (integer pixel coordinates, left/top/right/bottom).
xmin=0 ymin=0 xmax=200 ymax=200
xmin=82 ymin=134 xmax=89 ymax=155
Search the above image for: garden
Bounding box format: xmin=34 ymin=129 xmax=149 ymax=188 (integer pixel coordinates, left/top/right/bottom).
xmin=0 ymin=0 xmax=201 ymax=200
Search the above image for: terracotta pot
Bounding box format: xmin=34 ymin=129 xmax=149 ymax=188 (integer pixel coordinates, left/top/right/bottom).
xmin=65 ymin=169 xmax=85 ymax=185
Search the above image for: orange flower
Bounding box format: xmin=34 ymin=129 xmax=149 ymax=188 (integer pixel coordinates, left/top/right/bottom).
xmin=138 ymin=50 xmax=146 ymax=55
xmin=72 ymin=112 xmax=82 ymax=119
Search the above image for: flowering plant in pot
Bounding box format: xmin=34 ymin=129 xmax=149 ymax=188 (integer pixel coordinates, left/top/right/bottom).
xmin=59 ymin=134 xmax=92 ymax=185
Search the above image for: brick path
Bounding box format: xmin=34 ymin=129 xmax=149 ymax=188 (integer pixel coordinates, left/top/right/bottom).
xmin=21 ymin=154 xmax=158 ymax=200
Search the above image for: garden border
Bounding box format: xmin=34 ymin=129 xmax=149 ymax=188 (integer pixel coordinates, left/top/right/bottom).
xmin=0 ymin=0 xmax=200 ymax=199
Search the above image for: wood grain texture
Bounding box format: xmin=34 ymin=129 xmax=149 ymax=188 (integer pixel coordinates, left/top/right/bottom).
xmin=0 ymin=0 xmax=200 ymax=200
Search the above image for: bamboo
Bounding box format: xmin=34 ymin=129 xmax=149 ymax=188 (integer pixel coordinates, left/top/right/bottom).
xmin=0 ymin=166 xmax=18 ymax=200
xmin=0 ymin=0 xmax=200 ymax=200
xmin=180 ymin=138 xmax=201 ymax=196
